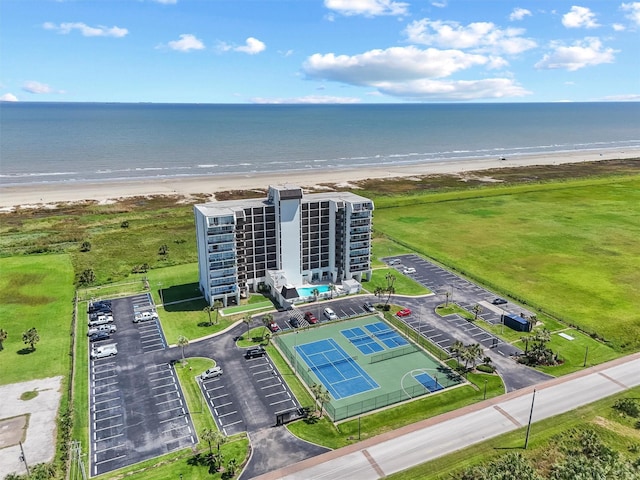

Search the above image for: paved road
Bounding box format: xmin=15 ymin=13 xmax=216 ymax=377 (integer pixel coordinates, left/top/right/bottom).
xmin=250 ymin=352 xmax=640 ymax=480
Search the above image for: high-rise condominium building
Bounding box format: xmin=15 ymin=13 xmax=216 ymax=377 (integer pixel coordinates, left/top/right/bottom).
xmin=194 ymin=185 xmax=374 ymax=307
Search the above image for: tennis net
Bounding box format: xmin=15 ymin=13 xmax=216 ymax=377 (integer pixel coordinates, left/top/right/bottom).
xmin=348 ymin=334 xmax=374 ymax=343
xmin=311 ymin=355 xmax=357 ymax=369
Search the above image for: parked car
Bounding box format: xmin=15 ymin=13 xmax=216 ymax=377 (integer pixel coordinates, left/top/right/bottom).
xmin=88 ymin=301 xmax=112 ymax=313
xmin=90 ymin=344 xmax=117 ymax=359
xmin=134 ymin=310 xmax=158 ymax=323
xmin=200 ymin=366 xmax=223 ymax=379
xmin=304 ymin=312 xmax=318 ymax=324
xmin=492 ymin=298 xmax=508 ymax=305
xmin=269 ymin=322 xmax=280 ymax=332
xmin=88 ymin=315 xmax=114 ymax=327
xmin=87 ymin=324 xmax=117 ymax=336
xmin=396 ymin=308 xmax=412 ymax=317
xmin=402 ymin=267 xmax=416 ymax=274
xmin=363 ymin=302 xmax=376 ymax=313
xmin=324 ymin=307 xmax=338 ymax=320
xmin=289 ymin=317 xmax=300 ymax=328
xmin=388 ymin=259 xmax=401 ymax=265
xmin=89 ymin=331 xmax=110 ymax=342
xmin=245 ymin=346 xmax=266 ymax=358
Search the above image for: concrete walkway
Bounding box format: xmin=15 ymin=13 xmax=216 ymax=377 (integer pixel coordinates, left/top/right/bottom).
xmin=250 ymin=352 xmax=640 ymax=480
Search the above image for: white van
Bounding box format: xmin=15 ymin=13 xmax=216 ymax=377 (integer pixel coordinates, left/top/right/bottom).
xmin=324 ymin=307 xmax=338 ymax=320
xmin=91 ymin=344 xmax=117 ymax=359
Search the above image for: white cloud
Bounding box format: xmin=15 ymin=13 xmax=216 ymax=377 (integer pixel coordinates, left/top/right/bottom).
xmin=621 ymin=2 xmax=640 ymax=26
xmin=376 ymin=78 xmax=530 ymax=101
xmin=562 ymin=6 xmax=599 ymax=29
xmin=22 ymin=81 xmax=63 ymax=94
xmin=251 ymin=95 xmax=361 ymax=104
xmin=404 ymin=18 xmax=536 ymax=55
xmin=601 ymin=93 xmax=640 ymax=101
xmin=304 ymin=46 xmax=489 ymax=83
xmin=535 ymin=37 xmax=616 ymax=71
xmin=235 ymin=37 xmax=266 ymax=55
xmin=431 ymin=1 xmax=447 ymax=8
xmin=43 ymin=22 xmax=128 ymax=37
xmin=166 ymin=34 xmax=205 ymax=52
xmin=612 ymin=23 xmax=626 ymax=31
xmin=0 ymin=93 xmax=18 ymax=102
xmin=152 ymin=0 xmax=177 ymax=4
xmin=509 ymin=8 xmax=531 ymax=21
xmin=302 ymin=46 xmax=529 ymax=101
xmin=324 ymin=0 xmax=409 ymax=17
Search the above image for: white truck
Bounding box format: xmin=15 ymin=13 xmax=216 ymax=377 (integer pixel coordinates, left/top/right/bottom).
xmin=88 ymin=314 xmax=114 ymax=327
xmin=133 ymin=310 xmax=158 ymax=323
xmin=90 ymin=344 xmax=117 ymax=359
xmin=87 ymin=324 xmax=117 ymax=336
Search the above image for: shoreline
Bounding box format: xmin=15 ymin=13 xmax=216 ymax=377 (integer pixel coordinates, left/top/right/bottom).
xmin=1 ymin=148 xmax=639 ymax=210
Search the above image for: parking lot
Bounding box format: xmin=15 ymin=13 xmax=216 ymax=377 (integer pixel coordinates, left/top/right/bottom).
xmin=88 ymin=296 xmax=194 ymax=476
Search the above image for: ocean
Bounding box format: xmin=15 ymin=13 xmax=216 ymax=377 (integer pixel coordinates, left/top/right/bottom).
xmin=1 ymin=102 xmax=638 ymax=186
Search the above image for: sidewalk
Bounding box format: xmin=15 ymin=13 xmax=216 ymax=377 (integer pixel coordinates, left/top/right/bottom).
xmin=251 ymin=352 xmax=640 ymax=480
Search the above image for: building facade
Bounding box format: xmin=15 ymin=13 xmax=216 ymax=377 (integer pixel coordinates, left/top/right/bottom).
xmin=194 ymin=185 xmax=374 ymax=307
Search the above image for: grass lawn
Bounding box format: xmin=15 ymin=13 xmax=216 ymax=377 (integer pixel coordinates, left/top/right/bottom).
xmin=362 ymin=267 xmax=430 ymax=296
xmin=174 ymin=357 xmax=217 ymax=434
xmin=0 ymin=254 xmax=76 ymax=385
xmin=386 ymin=385 xmax=640 ymax=479
xmin=372 ymin=176 xmax=640 ymax=352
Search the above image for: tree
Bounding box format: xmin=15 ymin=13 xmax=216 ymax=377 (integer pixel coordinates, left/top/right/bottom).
xmin=312 ymin=288 xmax=320 ymax=301
xmin=22 ymin=327 xmax=40 ymax=351
xmin=328 ymin=283 xmax=336 ymax=299
xmin=78 ymin=268 xmax=95 ymax=286
xmin=158 ymin=244 xmax=169 ymax=256
xmin=310 ymin=383 xmax=330 ymax=417
xmin=200 ymin=427 xmax=216 ymax=456
xmin=450 ymin=340 xmax=465 ymax=365
xmin=203 ymin=305 xmax=215 ymax=326
xmin=262 ymin=313 xmax=273 ymax=336
xmin=472 ymin=304 xmax=482 ymax=320
xmin=242 ymin=314 xmax=252 ymax=339
xmin=212 ymin=300 xmax=223 ymax=324
xmin=226 ymin=458 xmax=238 ymax=476
xmin=374 ymin=286 xmax=384 ymax=300
xmin=177 ymin=335 xmax=189 ymax=361
xmin=120 ymin=220 xmax=129 ymax=228
xmin=466 ymin=343 xmax=483 ymax=370
xmin=0 ymin=328 xmax=7 ymax=351
xmin=384 ymin=272 xmax=396 ymax=307
xmin=80 ymin=241 xmax=91 ymax=252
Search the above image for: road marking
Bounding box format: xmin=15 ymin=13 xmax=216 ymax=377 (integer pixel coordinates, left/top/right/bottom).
xmin=95 ymin=423 xmax=123 ymax=433
xmin=95 ymin=454 xmax=126 ymax=466
xmin=95 ymin=433 xmax=124 ymax=443
xmin=152 ymin=383 xmax=177 ymax=390
xmin=270 ymin=398 xmax=294 ymax=406
xmin=95 ymin=413 xmax=123 ymax=422
xmin=211 ymin=393 xmax=228 ymax=400
xmin=599 ymin=372 xmax=628 ymax=389
xmin=94 ymin=388 xmax=119 ymax=396
xmin=143 ymin=346 xmax=165 ymax=353
xmin=493 ymin=405 xmax=522 ymax=427
xmin=261 ymin=383 xmax=282 ymax=390
xmin=158 ymin=405 xmax=184 ymax=415
xmin=217 ymin=411 xmax=238 ymax=418
xmin=94 ymin=444 xmax=125 ymax=455
xmin=93 ymin=397 xmax=120 ymax=406
xmin=362 ymin=449 xmax=386 ymax=478
xmin=265 ymin=390 xmax=286 ymax=398
xmin=156 ymin=398 xmax=181 ymax=406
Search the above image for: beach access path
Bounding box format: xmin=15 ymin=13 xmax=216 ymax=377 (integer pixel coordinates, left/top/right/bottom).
xmin=249 ymin=352 xmax=640 ymax=480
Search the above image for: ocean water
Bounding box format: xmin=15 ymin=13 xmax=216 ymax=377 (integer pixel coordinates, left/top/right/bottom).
xmin=0 ymin=102 xmax=638 ymax=186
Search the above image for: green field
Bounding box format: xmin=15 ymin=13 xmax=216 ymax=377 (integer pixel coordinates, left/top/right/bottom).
xmin=371 ymin=176 xmax=640 ymax=351
xmin=0 ymin=254 xmax=76 ymax=385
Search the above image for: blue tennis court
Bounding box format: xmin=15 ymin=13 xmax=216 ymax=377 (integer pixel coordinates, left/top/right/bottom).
xmin=295 ymin=339 xmax=379 ymax=400
xmin=341 ymin=327 xmax=384 ymax=355
xmin=365 ymin=322 xmax=409 ymax=349
xmin=414 ymin=372 xmax=445 ymax=392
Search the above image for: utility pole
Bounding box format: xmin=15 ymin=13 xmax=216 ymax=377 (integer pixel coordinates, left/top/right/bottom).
xmin=583 ymin=346 xmax=589 ymax=367
xmin=524 ymin=389 xmax=537 ymax=449
xmin=19 ymin=441 xmax=30 ymax=478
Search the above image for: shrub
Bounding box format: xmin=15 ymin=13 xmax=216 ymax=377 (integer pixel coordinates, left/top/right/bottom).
xmin=613 ymin=398 xmax=640 ymax=418
xmin=476 ymin=364 xmax=495 ymax=373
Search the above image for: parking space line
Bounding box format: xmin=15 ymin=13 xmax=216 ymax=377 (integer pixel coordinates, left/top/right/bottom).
xmin=261 ymin=383 xmax=282 ymax=390
xmin=95 ymin=433 xmax=124 ymax=443
xmin=251 ymin=368 xmax=273 ymax=375
xmin=165 ymin=433 xmax=194 ymax=446
xmin=95 ymin=423 xmax=123 ymax=433
xmin=93 ymin=388 xmax=119 ymax=396
xmin=270 ymin=398 xmax=293 ymax=406
xmin=256 ymin=377 xmax=275 ymax=383
xmin=206 ymin=384 xmax=225 ymax=391
xmin=152 ymin=383 xmax=176 ymax=390
xmin=94 ymin=373 xmax=118 ymax=381
xmin=224 ymin=420 xmax=243 ymax=427
xmin=143 ymin=346 xmax=165 ymax=353
xmin=211 ymin=393 xmax=228 ymax=400
xmin=217 ymin=411 xmax=237 ymax=418
xmin=93 ymin=397 xmax=120 ymax=406
xmin=156 ymin=397 xmax=182 ymax=406
xmin=140 ymin=337 xmax=161 ymax=344
xmin=161 ymin=424 xmax=191 ymax=435
xmin=95 ymin=454 xmax=126 ymax=466
xmin=158 ymin=405 xmax=184 ymax=415
xmin=95 ymin=413 xmax=123 ymax=422
xmin=215 ymin=401 xmax=232 ymax=408
xmin=265 ymin=390 xmax=285 ymax=398
xmin=94 ymin=443 xmax=125 ymax=455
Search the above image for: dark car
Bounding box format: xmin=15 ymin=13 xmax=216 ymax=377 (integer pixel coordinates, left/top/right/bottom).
xmin=363 ymin=302 xmax=376 ymax=313
xmin=304 ymin=312 xmax=318 ymax=324
xmin=289 ymin=317 xmax=300 ymax=328
xmin=245 ymin=346 xmax=266 ymax=358
xmin=89 ymin=331 xmax=110 ymax=342
xmin=88 ymin=300 xmax=112 ymax=313
xmin=492 ymin=298 xmax=508 ymax=305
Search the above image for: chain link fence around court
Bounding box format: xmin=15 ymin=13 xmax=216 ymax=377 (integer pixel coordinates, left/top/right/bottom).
xmin=273 ymin=334 xmax=462 ymax=422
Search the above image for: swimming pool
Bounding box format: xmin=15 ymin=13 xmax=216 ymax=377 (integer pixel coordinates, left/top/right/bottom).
xmin=297 ymin=285 xmax=331 ymax=297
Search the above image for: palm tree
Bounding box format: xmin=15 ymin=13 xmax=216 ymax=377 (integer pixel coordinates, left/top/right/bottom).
xmin=242 ymin=314 xmax=252 ymax=340
xmin=200 ymin=427 xmax=216 ymax=456
xmin=203 ymin=305 xmax=215 ymax=326
xmin=262 ymin=313 xmax=273 ymax=337
xmin=328 ymin=283 xmax=336 ymax=299
xmin=450 ymin=340 xmax=465 ymax=365
xmin=384 ymin=285 xmax=395 ymax=307
xmin=212 ymin=300 xmax=223 ymax=325
xmin=472 ymin=304 xmax=482 ymax=320
xmin=0 ymin=328 xmax=7 ymax=351
xmin=22 ymin=327 xmax=39 ymax=351
xmin=312 ymin=288 xmax=320 ymax=301
xmin=467 ymin=343 xmax=483 ymax=370
xmin=317 ymin=387 xmax=331 ymax=417
xmin=374 ymin=286 xmax=384 ymax=300
xmin=520 ymin=334 xmax=532 ymax=355
xmin=177 ymin=335 xmax=189 ymax=361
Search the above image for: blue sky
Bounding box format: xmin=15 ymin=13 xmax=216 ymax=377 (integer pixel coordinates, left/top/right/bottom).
xmin=1 ymin=0 xmax=639 ymax=103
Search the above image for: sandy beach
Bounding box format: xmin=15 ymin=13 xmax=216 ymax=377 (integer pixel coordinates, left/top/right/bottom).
xmin=1 ymin=148 xmax=639 ymax=210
